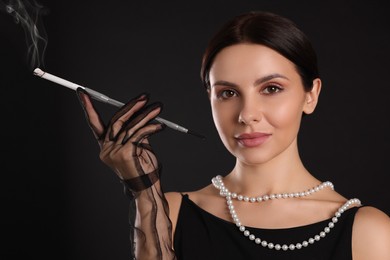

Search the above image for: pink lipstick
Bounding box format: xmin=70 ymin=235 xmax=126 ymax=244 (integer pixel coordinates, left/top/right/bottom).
xmin=235 ymin=132 xmax=271 ymax=147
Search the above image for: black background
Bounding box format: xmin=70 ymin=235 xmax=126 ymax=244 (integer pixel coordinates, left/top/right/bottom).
xmin=1 ymin=0 xmax=389 ymax=259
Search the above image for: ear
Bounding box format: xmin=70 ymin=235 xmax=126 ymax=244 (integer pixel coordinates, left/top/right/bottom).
xmin=303 ymin=78 xmax=321 ymax=115
xmin=207 ymin=88 xmax=211 ymax=99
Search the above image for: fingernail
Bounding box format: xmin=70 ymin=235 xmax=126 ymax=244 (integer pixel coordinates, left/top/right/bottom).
xmin=137 ymin=92 xmax=150 ymax=101
xmin=152 ymin=101 xmax=163 ymax=110
xmin=76 ymin=88 xmax=87 ymax=106
xmin=160 ymin=123 xmax=167 ymax=130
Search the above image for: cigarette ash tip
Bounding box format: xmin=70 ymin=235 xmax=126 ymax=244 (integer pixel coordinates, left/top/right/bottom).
xmin=33 ymin=68 xmax=45 ymax=77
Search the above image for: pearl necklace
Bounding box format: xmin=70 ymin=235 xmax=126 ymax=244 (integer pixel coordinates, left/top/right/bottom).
xmin=212 ymin=175 xmax=334 ymax=202
xmin=211 ymin=175 xmax=361 ymax=251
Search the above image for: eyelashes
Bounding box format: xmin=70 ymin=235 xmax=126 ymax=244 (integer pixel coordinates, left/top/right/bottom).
xmin=216 ymin=84 xmax=284 ymax=100
xmin=262 ymin=85 xmax=283 ymax=94
xmin=218 ymin=89 xmax=237 ymax=99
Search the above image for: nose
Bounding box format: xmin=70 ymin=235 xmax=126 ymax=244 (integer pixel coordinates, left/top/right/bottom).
xmin=238 ymin=97 xmax=262 ymax=125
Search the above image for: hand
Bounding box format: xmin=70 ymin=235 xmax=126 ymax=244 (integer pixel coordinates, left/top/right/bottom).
xmin=76 ymin=89 xmax=165 ymax=190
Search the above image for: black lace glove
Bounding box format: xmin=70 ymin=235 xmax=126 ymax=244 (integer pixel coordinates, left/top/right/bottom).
xmin=77 ymin=88 xmax=176 ymax=259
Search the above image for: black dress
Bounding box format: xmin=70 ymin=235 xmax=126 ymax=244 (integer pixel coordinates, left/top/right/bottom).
xmin=174 ymin=194 xmax=361 ymax=260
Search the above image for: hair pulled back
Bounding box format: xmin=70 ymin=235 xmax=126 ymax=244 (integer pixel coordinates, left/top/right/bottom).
xmin=200 ymin=11 xmax=319 ymax=91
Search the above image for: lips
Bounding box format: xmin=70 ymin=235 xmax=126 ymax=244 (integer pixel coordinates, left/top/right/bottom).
xmin=235 ymin=132 xmax=271 ymax=147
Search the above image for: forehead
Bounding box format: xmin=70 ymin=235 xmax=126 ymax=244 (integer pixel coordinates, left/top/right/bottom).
xmin=209 ymin=43 xmax=299 ymax=84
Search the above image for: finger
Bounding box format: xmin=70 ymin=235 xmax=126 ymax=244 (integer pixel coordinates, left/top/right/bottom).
xmin=119 ymin=103 xmax=163 ymax=145
xmin=106 ymin=92 xmax=149 ymax=142
xmin=126 ymin=121 xmax=166 ymax=147
xmin=99 ymin=123 xmax=164 ymax=177
xmin=76 ymin=88 xmax=106 ymax=140
xmin=128 ymin=123 xmax=165 ymax=172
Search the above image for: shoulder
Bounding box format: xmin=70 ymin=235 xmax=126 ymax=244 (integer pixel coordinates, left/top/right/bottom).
xmin=164 ymin=192 xmax=183 ymax=227
xmin=352 ymin=206 xmax=390 ymax=260
xmin=164 ymin=185 xmax=216 ymax=233
xmin=164 ymin=191 xmax=183 ymax=237
xmin=165 ymin=191 xmax=183 ymax=211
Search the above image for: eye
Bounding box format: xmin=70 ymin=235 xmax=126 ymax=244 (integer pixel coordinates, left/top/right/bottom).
xmin=262 ymin=85 xmax=283 ymax=95
xmin=218 ymin=89 xmax=237 ymax=99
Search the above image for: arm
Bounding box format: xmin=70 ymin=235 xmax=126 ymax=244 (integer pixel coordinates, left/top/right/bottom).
xmin=131 ymin=181 xmax=176 ymax=259
xmin=77 ymin=89 xmax=176 ymax=259
xmin=352 ymin=206 xmax=390 ymax=260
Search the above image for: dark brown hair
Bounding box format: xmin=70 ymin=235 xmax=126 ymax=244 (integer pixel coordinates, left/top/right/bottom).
xmin=200 ymin=11 xmax=319 ymax=91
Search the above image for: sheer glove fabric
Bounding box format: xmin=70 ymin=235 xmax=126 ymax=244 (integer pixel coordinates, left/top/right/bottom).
xmin=77 ymin=89 xmax=176 ymax=260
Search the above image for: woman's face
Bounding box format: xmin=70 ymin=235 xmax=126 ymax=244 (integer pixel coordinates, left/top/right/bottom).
xmin=208 ymin=43 xmax=320 ymax=165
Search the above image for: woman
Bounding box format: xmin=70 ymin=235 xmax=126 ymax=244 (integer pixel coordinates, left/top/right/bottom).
xmin=76 ymin=11 xmax=390 ymax=259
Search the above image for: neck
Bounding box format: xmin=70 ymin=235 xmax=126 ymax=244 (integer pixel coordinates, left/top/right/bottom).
xmin=224 ymin=140 xmax=320 ymax=196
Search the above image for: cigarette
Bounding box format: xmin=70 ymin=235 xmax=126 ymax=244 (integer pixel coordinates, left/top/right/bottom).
xmin=33 ymin=68 xmax=205 ymax=139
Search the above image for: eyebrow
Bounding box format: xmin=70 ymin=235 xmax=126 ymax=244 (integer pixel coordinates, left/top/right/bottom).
xmin=212 ymin=73 xmax=289 ymax=88
xmin=255 ymin=73 xmax=289 ymax=85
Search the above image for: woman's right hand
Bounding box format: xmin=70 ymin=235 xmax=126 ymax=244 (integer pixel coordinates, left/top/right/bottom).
xmin=76 ymin=89 xmax=165 ymax=187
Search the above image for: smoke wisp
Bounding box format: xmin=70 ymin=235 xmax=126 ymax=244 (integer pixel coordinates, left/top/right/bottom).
xmin=1 ymin=0 xmax=49 ymax=70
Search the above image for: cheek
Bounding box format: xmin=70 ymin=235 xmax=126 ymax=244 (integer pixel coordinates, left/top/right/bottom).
xmin=265 ymin=97 xmax=304 ymax=129
xmin=211 ymin=103 xmax=226 ymax=129
xmin=211 ymin=102 xmax=236 ymax=134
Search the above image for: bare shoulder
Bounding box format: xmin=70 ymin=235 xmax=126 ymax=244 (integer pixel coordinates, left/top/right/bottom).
xmin=352 ymin=206 xmax=390 ymax=260
xmin=165 ymin=191 xmax=183 ymax=212
xmin=164 ymin=192 xmax=183 ymax=222
xmin=164 ymin=187 xmax=213 ymax=235
xmin=165 ymin=185 xmax=217 ymax=218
